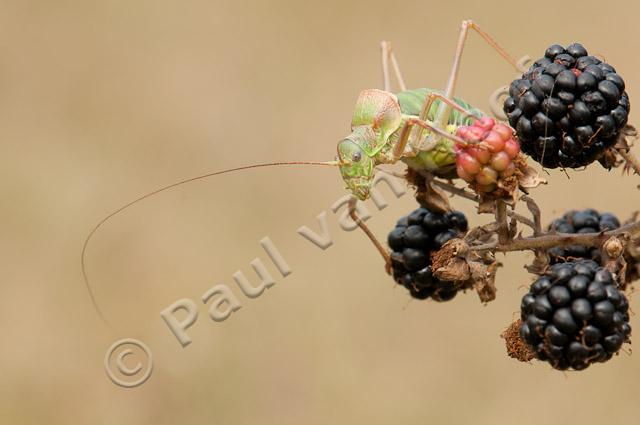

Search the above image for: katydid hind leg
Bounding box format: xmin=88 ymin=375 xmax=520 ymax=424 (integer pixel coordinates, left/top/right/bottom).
xmin=413 ymin=91 xmax=482 ymax=151
xmin=427 ymin=92 xmax=481 ymax=119
xmin=443 ymin=19 xmax=525 ymax=101
xmin=399 ymin=117 xmax=469 ymax=159
xmin=381 ymin=41 xmax=392 ymax=91
xmin=389 ymin=44 xmax=407 ymax=92
xmin=380 ymin=41 xmax=407 ymax=92
xmin=423 ymin=20 xmax=524 ymax=149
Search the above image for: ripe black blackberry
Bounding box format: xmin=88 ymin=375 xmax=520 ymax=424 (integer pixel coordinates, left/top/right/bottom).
xmin=504 ymin=43 xmax=630 ymax=169
xmin=547 ymin=209 xmax=621 ymax=264
xmin=387 ymin=207 xmax=468 ymax=301
xmin=547 ymin=209 xmax=639 ymax=284
xmin=520 ymin=259 xmax=631 ymax=370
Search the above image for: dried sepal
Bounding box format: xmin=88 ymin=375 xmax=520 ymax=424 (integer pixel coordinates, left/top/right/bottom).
xmin=405 ymin=168 xmax=452 ymax=214
xmin=525 ymin=250 xmax=550 ymax=275
xmin=615 ymin=125 xmax=638 ymax=151
xmin=517 ymin=157 xmax=547 ymax=192
xmin=419 ymin=178 xmax=452 ymax=214
xmin=470 ymin=258 xmax=499 ymax=303
xmin=501 ymin=319 xmax=535 ymax=363
xmin=431 ymin=239 xmax=470 ymax=282
xmin=431 ymin=239 xmax=500 ymax=303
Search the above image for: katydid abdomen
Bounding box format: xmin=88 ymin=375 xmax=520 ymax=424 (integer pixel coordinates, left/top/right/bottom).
xmin=395 ymin=88 xmax=484 ymax=174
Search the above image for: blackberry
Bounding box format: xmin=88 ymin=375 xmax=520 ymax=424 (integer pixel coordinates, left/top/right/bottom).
xmin=504 ymin=43 xmax=630 ymax=168
xmin=455 ymin=117 xmax=521 ymax=194
xmin=520 ymin=259 xmax=631 ymax=370
xmin=547 ymin=209 xmax=621 ymax=263
xmin=547 ymin=209 xmax=639 ymax=284
xmin=388 ymin=207 xmax=468 ymax=301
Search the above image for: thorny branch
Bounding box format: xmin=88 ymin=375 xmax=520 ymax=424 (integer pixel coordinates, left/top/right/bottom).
xmin=471 ymin=220 xmax=640 ymax=253
xmin=495 ymin=200 xmax=509 ymax=245
xmin=406 ymin=151 xmax=640 ymax=298
xmin=432 ymin=179 xmax=538 ymax=234
xmin=427 ymin=170 xmax=640 ymax=285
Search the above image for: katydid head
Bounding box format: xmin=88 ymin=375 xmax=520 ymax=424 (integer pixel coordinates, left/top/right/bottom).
xmin=337 ymin=127 xmax=376 ymax=201
xmin=337 ymin=89 xmax=404 ymax=200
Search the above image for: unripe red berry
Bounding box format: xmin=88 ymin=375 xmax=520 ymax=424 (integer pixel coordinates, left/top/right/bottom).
xmin=484 ymin=131 xmax=506 ymax=153
xmin=468 ymin=146 xmax=491 ymax=164
xmin=454 ymin=118 xmax=522 ymax=195
xmin=491 ymin=151 xmax=511 ymax=172
xmin=476 ymin=116 xmax=495 ymax=130
xmin=504 ymin=139 xmax=521 ymax=159
xmin=456 ymin=165 xmax=475 ymax=183
xmin=493 ymin=123 xmax=513 ymax=140
xmin=501 ymin=162 xmax=517 ymax=177
xmin=476 ymin=166 xmax=498 ymax=186
xmin=458 ymin=152 xmax=481 ymax=175
xmin=467 ymin=126 xmax=486 ymax=141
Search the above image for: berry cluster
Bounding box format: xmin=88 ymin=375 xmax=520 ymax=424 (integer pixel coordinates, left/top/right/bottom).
xmin=387 ymin=207 xmax=468 ymax=301
xmin=547 ymin=209 xmax=621 ymax=264
xmin=454 ymin=117 xmax=521 ymax=193
xmin=520 ymin=260 xmax=631 ymax=370
xmin=504 ymin=43 xmax=630 ymax=168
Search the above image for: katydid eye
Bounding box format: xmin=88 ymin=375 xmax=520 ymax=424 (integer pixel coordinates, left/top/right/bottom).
xmin=352 ymin=151 xmax=362 ymax=162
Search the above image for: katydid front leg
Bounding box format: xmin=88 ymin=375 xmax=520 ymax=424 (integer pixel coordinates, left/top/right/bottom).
xmin=344 ymin=45 xmax=408 ymax=261
xmin=347 ymin=196 xmax=392 ymax=274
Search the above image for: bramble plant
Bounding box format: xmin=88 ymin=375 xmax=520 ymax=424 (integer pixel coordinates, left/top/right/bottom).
xmin=332 ymin=28 xmax=640 ymax=371
xmin=372 ymin=39 xmax=640 ymax=371
xmin=82 ymin=21 xmax=640 ymax=372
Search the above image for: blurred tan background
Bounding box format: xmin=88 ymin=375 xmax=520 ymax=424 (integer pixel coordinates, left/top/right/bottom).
xmin=1 ymin=0 xmax=640 ymax=423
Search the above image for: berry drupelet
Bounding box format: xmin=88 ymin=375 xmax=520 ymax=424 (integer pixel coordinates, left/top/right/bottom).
xmin=387 ymin=207 xmax=468 ymax=301
xmin=504 ymin=43 xmax=630 ymax=169
xmin=520 ymin=259 xmax=631 ymax=370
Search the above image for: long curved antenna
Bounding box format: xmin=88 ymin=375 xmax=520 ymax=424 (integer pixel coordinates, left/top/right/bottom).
xmin=81 ymin=160 xmax=338 ymax=326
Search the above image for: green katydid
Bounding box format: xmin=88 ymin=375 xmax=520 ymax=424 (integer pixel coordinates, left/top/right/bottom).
xmin=337 ymin=21 xmax=526 ymax=202
xmin=336 ymin=20 xmax=526 ymax=269
xmin=81 ymin=20 xmax=526 ymax=324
